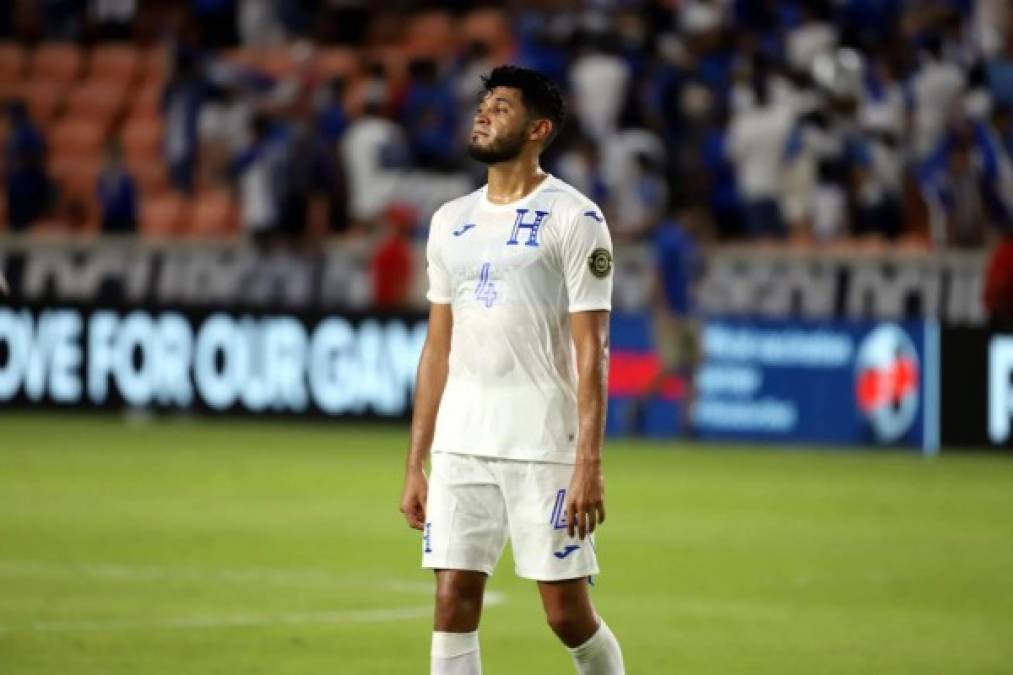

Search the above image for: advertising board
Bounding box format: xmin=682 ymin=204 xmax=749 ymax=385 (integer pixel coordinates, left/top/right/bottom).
xmin=609 ymin=314 xmax=939 ymax=451
xmin=0 ymin=304 xmax=426 ymax=419
xmin=940 ymin=325 xmax=1013 ymax=449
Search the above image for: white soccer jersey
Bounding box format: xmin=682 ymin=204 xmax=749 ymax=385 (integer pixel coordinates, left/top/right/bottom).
xmin=426 ymin=174 xmax=613 ymax=463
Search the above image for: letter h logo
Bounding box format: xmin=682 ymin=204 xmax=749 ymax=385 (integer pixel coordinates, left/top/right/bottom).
xmin=506 ymin=209 xmax=548 ymax=247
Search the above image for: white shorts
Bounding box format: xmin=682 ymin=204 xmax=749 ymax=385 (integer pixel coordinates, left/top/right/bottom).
xmin=421 ymin=452 xmax=600 ymax=581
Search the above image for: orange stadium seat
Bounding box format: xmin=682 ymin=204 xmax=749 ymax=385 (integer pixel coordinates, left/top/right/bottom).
xmin=128 ymin=161 xmax=170 ymax=198
xmin=0 ymin=43 xmax=27 ymax=84
xmin=143 ymin=47 xmax=171 ymax=82
xmin=187 ymin=189 xmax=237 ymax=238
xmin=31 ymin=43 xmax=83 ymax=83
xmin=14 ymin=81 xmax=65 ymax=125
xmin=51 ymin=119 xmax=107 ymax=158
xmin=140 ymin=193 xmax=186 ymax=238
xmin=65 ymin=81 xmax=128 ymax=129
xmin=49 ymin=155 xmax=102 ymax=226
xmin=121 ymin=116 xmax=163 ymax=164
xmin=89 ymin=45 xmax=141 ymax=83
xmin=130 ymin=81 xmax=165 ymax=118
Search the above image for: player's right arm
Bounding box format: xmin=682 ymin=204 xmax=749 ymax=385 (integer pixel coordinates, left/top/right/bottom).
xmin=400 ymin=302 xmax=451 ymax=530
xmin=401 ymin=207 xmax=454 ymax=530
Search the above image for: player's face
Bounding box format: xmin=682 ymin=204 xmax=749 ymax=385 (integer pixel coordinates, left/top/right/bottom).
xmin=467 ymin=87 xmax=532 ymax=164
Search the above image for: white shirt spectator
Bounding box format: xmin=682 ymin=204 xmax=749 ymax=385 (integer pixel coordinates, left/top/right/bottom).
xmin=570 ymin=52 xmax=630 ymax=142
xmin=727 ymin=101 xmax=795 ymax=200
xmin=341 ymin=114 xmax=404 ymax=222
xmin=910 ymin=57 xmax=967 ymax=158
xmin=238 ymin=143 xmax=285 ymax=233
xmin=92 ymin=0 xmax=136 ymax=22
xmin=787 ymin=20 xmax=838 ymax=74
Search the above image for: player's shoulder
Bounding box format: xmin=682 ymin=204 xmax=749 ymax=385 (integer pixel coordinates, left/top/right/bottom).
xmin=429 ymin=187 xmax=484 ymax=235
xmin=543 ymin=176 xmax=606 ymax=227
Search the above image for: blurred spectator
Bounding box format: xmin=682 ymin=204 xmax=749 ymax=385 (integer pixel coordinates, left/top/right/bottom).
xmin=920 ymin=119 xmax=1013 ymax=247
xmin=234 ymin=114 xmax=286 ymax=244
xmin=786 ymin=2 xmax=838 ymax=75
xmin=238 ymin=0 xmax=284 ymax=47
xmin=629 ymin=206 xmax=705 ymax=436
xmin=96 ymin=142 xmax=138 ymax=233
xmin=909 ymin=35 xmax=967 ymax=160
xmin=401 ymin=59 xmax=459 ymax=172
xmin=370 ymin=203 xmax=416 ymax=310
xmin=91 ymin=0 xmax=136 ymax=41
xmin=4 ymin=101 xmax=51 ymax=232
xmin=987 ymin=31 xmax=1013 ymax=108
xmin=611 ymin=153 xmax=668 ymax=241
xmin=727 ymin=74 xmax=794 ymax=238
xmin=42 ymin=0 xmax=85 ymax=40
xmin=342 ymin=97 xmax=409 ymax=227
xmin=973 ymin=0 xmax=1010 ymax=59
xmin=164 ymin=49 xmax=206 ymax=194
xmin=314 ymin=77 xmax=350 ymax=233
xmin=554 ymin=132 xmax=608 ymax=208
xmin=570 ymin=35 xmax=631 ymax=143
xmin=853 ymin=126 xmax=904 ymax=240
xmin=198 ymin=84 xmax=253 ymax=186
xmin=193 ymin=0 xmax=238 ymax=49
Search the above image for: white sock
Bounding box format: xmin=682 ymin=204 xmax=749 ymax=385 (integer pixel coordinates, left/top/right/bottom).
xmin=568 ymin=619 xmax=625 ymax=675
xmin=431 ymin=631 xmax=481 ymax=675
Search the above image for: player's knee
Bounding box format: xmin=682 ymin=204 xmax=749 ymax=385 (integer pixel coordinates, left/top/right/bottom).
xmin=545 ymin=606 xmax=585 ymax=642
xmin=434 ymin=583 xmax=482 ymax=628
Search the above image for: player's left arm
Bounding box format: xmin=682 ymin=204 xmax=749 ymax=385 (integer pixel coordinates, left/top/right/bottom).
xmin=560 ymin=204 xmax=614 ymax=540
xmin=568 ymin=309 xmax=610 ymax=540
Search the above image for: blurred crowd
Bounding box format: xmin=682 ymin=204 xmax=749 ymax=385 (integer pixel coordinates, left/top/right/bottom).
xmin=2 ymin=0 xmax=1013 ymax=253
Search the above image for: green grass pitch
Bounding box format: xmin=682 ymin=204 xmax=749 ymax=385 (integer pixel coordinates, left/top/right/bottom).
xmin=1 ymin=412 xmax=1011 ymax=674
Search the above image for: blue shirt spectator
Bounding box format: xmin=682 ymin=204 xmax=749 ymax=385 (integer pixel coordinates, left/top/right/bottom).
xmin=654 ymin=217 xmax=697 ymax=315
xmin=96 ymin=145 xmax=139 ymax=233
xmin=4 ymin=101 xmax=51 ymax=231
xmin=401 ymin=59 xmax=459 ymax=171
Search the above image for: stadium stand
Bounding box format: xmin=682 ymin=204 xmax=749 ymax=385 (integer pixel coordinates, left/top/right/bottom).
xmin=0 ymin=1 xmax=1010 ymax=256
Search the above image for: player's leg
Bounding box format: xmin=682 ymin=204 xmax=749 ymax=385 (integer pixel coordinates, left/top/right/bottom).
xmin=431 ymin=569 xmax=486 ymax=674
xmin=538 ymin=577 xmax=625 ymax=674
xmin=423 ymin=453 xmax=508 ymax=675
xmin=434 ymin=569 xmax=487 ymax=631
xmin=500 ymin=460 xmax=624 ymax=674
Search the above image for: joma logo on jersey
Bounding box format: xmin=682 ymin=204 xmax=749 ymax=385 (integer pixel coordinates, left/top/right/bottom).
xmin=506 ymin=209 xmax=549 ymax=247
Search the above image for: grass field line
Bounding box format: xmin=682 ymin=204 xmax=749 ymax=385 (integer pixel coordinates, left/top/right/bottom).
xmin=0 ymin=560 xmax=440 ymax=593
xmin=0 ymin=560 xmax=507 ymax=634
xmin=1 ymin=606 xmax=439 ymax=634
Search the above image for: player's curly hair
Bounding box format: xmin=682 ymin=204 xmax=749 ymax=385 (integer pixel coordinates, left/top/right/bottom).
xmin=480 ymin=65 xmax=566 ymax=147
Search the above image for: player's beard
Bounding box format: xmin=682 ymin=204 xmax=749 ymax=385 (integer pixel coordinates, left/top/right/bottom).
xmin=467 ymin=126 xmax=528 ymax=164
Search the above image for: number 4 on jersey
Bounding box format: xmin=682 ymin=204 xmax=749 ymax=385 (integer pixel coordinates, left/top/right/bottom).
xmin=475 ymin=262 xmax=497 ymax=308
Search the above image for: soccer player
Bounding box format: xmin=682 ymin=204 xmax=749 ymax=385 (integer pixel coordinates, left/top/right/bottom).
xmin=399 ymin=65 xmax=625 ymax=675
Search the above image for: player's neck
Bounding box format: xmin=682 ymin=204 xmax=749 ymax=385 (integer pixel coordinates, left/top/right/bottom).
xmin=485 ymin=156 xmax=548 ymax=205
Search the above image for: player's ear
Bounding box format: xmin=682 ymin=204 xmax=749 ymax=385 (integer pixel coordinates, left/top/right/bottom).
xmin=529 ymin=118 xmax=552 ymax=144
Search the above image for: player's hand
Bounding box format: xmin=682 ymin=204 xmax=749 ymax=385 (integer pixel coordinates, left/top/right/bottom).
xmin=566 ymin=462 xmax=606 ymax=540
xmin=399 ymin=467 xmax=428 ymax=531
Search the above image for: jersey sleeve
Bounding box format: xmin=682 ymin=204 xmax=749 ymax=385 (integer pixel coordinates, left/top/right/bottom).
xmin=561 ymin=205 xmax=613 ymax=313
xmin=425 ymin=209 xmax=453 ymax=304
